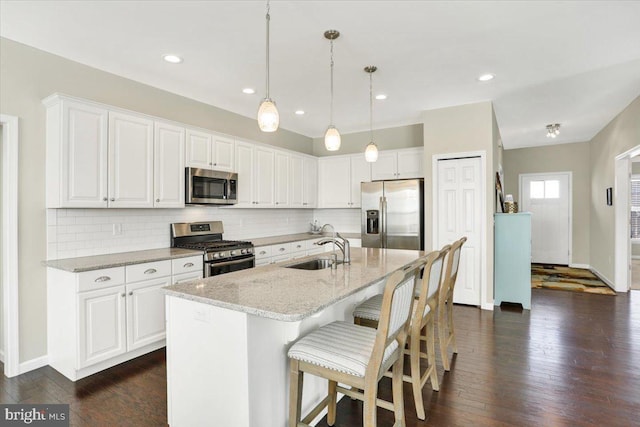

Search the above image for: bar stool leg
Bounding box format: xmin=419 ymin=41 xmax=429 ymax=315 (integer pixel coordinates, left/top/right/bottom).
xmin=448 ymin=298 xmax=458 ymax=353
xmin=289 ymin=359 xmax=303 ymax=427
xmin=392 ymin=357 xmax=406 ymax=427
xmin=409 ymin=326 xmax=426 ymax=420
xmin=363 ymin=381 xmax=378 ymax=427
xmin=328 ymin=380 xmax=337 ymax=425
xmin=426 ymin=320 xmax=439 ymax=391
xmin=438 ymin=307 xmax=451 ymax=371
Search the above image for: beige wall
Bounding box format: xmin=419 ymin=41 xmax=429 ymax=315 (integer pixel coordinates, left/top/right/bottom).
xmin=503 ymin=141 xmax=591 ymax=265
xmin=0 ymin=37 xmax=312 ymax=362
xmin=589 ymin=95 xmax=640 ymax=282
xmin=312 ymin=123 xmax=423 ymax=157
xmin=423 ymin=101 xmax=498 ymax=308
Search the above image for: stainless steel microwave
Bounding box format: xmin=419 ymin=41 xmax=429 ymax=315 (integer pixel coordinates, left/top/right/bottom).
xmin=185 ymin=167 xmax=238 ymax=205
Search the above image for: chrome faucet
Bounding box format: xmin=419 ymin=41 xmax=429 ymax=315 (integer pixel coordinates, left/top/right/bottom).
xmin=315 ymin=224 xmax=351 ymax=264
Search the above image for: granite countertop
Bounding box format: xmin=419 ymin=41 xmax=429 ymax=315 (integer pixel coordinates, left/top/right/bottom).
xmin=44 ymin=248 xmax=202 ymax=272
xmin=250 ymin=232 xmax=361 ymax=247
xmin=163 ymin=247 xmax=423 ymax=322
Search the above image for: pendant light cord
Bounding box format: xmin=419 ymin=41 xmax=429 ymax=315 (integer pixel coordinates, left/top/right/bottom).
xmin=369 ymin=71 xmax=373 ymax=142
xmin=265 ymin=0 xmax=271 ymax=99
xmin=330 ymin=39 xmax=334 ymax=125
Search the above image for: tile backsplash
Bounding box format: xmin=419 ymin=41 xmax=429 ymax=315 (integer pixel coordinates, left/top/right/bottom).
xmin=46 ymin=207 xmax=361 ymax=260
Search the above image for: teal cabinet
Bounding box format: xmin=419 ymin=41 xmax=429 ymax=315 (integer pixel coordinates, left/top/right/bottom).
xmin=494 ymin=213 xmax=531 ymax=309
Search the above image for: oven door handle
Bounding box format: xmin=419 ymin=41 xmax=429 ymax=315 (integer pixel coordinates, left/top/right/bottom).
xmin=211 ymin=256 xmax=255 ymax=268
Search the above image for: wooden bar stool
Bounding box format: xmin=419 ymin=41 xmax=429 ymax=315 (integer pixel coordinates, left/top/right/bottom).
xmin=352 ymin=247 xmax=449 ymax=420
xmin=438 ymin=236 xmax=467 ymax=371
xmin=287 ymin=258 xmax=425 ymax=427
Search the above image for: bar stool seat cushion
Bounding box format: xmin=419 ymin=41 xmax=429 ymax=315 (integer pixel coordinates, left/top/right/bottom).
xmin=288 ymin=321 xmax=398 ymax=378
xmin=352 ymin=295 xmax=384 ymax=321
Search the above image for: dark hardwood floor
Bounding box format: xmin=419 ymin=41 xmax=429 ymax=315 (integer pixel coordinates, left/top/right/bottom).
xmin=2 ymin=289 xmax=639 ymax=426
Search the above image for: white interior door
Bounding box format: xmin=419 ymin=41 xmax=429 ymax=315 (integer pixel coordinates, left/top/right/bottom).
xmin=436 ymin=157 xmax=482 ymax=306
xmin=520 ymin=173 xmax=570 ymax=265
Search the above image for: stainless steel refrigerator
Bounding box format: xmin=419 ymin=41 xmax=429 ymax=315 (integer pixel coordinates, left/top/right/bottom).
xmin=361 ymin=179 xmax=424 ymax=250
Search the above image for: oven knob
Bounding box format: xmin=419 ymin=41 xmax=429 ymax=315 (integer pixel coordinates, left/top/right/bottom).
xmin=212 ymin=252 xmax=220 ymax=259
xmin=231 ymin=250 xmax=238 ymax=256
xmin=240 ymin=249 xmax=247 ymax=254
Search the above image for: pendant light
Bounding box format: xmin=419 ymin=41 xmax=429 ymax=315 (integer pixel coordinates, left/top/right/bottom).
xmin=324 ymin=30 xmax=341 ymax=151
xmin=364 ymin=66 xmax=379 ymax=162
xmin=257 ymin=0 xmax=279 ymax=132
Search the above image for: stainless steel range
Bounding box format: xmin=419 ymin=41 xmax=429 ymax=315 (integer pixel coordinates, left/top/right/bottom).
xmin=171 ymin=221 xmax=254 ymax=277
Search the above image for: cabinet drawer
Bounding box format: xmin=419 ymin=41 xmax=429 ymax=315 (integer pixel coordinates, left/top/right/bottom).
xmin=271 ymin=254 xmax=291 ymax=264
xmin=172 ymin=256 xmax=203 ymax=275
xmin=126 ymin=260 xmax=171 ymax=283
xmin=272 ymin=242 xmax=292 ymax=256
xmin=291 ymin=241 xmax=306 ymax=253
xmin=77 ymin=267 xmax=125 ymax=292
xmin=306 ymin=247 xmax=325 ymax=256
xmin=255 ymin=257 xmax=272 ymax=267
xmin=255 ymin=246 xmax=273 ymax=260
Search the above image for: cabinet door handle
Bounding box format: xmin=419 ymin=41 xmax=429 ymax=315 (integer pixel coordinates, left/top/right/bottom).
xmin=296 ymin=244 xmax=302 ymax=249
xmin=128 ymin=291 xmax=133 ymax=296
xmin=259 ymin=251 xmax=267 ymax=255
xmin=183 ymin=262 xmax=194 ymax=268
xmin=279 ymin=248 xmax=286 ymax=252
xmin=144 ymin=268 xmax=157 ymax=275
xmin=156 ymin=198 xmax=160 ymax=202
xmin=94 ymin=276 xmax=111 ymax=283
xmin=110 ymin=198 xmax=115 ymax=202
xmin=121 ymin=293 xmax=126 ymax=297
xmin=213 ymin=163 xmax=217 ymax=166
xmin=209 ymin=162 xmax=213 ymax=165
xmin=103 ymin=197 xmax=108 ymax=202
xmin=303 ymin=203 xmax=308 ymax=205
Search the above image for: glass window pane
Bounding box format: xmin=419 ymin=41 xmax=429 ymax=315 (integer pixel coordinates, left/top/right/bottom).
xmin=530 ymin=181 xmax=544 ymax=199
xmin=631 ymin=179 xmax=640 ymax=208
xmin=545 ymin=180 xmax=560 ymax=199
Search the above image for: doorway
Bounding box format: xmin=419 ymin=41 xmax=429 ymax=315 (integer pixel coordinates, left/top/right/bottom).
xmin=434 ymin=155 xmax=483 ymax=306
xmin=520 ymin=173 xmax=571 ymax=265
xmin=1 ymin=114 xmax=19 ymax=377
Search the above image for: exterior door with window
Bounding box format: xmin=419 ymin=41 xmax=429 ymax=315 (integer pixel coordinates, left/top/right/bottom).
xmin=520 ymin=173 xmax=570 ymax=265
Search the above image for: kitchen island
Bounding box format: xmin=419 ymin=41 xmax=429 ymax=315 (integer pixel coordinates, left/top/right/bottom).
xmin=163 ymin=247 xmax=424 ymax=427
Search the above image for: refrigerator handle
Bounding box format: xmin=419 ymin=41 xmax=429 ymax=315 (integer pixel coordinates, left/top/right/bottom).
xmin=381 ymin=196 xmax=387 ymax=248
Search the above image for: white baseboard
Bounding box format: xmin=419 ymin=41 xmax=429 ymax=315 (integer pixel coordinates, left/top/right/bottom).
xmin=481 ymin=302 xmax=494 ymax=311
xmin=0 ymin=348 xmax=4 ymax=363
xmin=589 ymin=266 xmax=616 ymax=291
xmin=569 ymin=263 xmax=590 ymax=269
xmin=19 ymin=355 xmax=48 ymax=375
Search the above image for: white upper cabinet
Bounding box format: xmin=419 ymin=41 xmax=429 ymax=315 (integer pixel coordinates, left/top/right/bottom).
xmin=154 ymin=121 xmax=185 ymax=208
xmin=289 ymin=155 xmax=304 ymax=208
xmin=303 ymin=157 xmax=318 ymax=208
xmin=349 ymin=155 xmax=372 ymax=208
xmin=371 ymin=147 xmax=424 ymax=180
xmin=45 ymin=97 xmax=109 ymax=208
xmin=108 ymin=111 xmax=155 ymax=208
xmin=234 ymin=141 xmax=275 ymax=208
xmin=274 ymin=151 xmax=290 ymax=208
xmin=318 ymin=155 xmax=370 ymax=208
xmin=185 ymin=129 xmax=234 ymax=171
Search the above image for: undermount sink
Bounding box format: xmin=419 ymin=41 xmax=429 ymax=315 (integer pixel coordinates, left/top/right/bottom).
xmin=284 ymin=258 xmax=343 ymax=270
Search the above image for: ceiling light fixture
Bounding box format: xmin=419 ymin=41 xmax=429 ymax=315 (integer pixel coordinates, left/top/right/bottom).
xmin=324 ymin=29 xmax=341 ymax=151
xmin=364 ymin=66 xmax=379 ymax=163
xmin=546 ymin=123 xmax=561 ymax=138
xmin=295 ymin=110 xmax=305 ymax=115
xmin=477 ymin=73 xmax=495 ymax=82
xmin=257 ymin=0 xmax=279 ymax=132
xmin=242 ymin=88 xmax=256 ymax=94
xmin=162 ymin=54 xmax=183 ymax=64
xmin=375 ymin=94 xmax=387 ymax=100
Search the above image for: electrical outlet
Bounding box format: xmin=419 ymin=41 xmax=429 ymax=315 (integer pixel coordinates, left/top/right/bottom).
xmin=112 ymin=223 xmax=122 ymax=236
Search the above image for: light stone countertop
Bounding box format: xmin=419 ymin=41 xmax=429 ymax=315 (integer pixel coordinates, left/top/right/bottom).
xmin=43 ymin=248 xmax=202 ymax=272
xmin=163 ymin=247 xmax=424 ymax=322
xmin=249 ymin=232 xmax=361 ymax=247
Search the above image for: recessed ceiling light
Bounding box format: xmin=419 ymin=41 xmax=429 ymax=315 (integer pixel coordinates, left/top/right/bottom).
xmin=295 ymin=110 xmax=305 ymax=115
xmin=162 ymin=54 xmax=183 ymax=64
xmin=477 ymin=73 xmax=495 ymax=82
xmin=375 ymin=94 xmax=387 ymax=100
xmin=242 ymin=88 xmax=256 ymax=94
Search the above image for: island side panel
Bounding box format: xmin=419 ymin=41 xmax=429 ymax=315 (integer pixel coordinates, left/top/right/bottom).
xmin=246 ymin=279 xmax=386 ymax=426
xmin=166 ymin=295 xmax=251 ymax=427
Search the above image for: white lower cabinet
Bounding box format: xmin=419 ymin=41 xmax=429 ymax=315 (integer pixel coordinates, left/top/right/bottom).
xmin=254 ymin=238 xmax=327 ymax=266
xmin=47 ymin=256 xmax=203 ymax=381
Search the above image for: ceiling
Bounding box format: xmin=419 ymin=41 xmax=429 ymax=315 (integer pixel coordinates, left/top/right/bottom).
xmin=2 ymin=1 xmax=640 ymax=149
